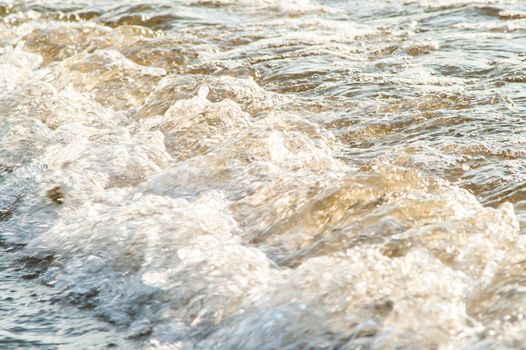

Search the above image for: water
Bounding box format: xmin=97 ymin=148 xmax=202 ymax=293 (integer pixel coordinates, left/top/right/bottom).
xmin=0 ymin=242 xmax=138 ymax=349
xmin=0 ymin=0 xmax=525 ymax=348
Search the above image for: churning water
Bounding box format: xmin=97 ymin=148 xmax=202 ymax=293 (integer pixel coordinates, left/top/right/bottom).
xmin=0 ymin=0 xmax=525 ymax=348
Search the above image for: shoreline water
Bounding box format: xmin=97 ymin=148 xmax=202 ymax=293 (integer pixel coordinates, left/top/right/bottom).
xmin=1 ymin=0 xmax=526 ymax=348
xmin=0 ymin=243 xmax=139 ymax=349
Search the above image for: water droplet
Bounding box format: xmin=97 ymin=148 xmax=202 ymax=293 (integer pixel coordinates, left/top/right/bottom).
xmin=198 ymin=85 xmax=209 ymax=99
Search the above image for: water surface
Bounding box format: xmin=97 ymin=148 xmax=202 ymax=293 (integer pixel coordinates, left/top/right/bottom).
xmin=1 ymin=0 xmax=526 ymax=348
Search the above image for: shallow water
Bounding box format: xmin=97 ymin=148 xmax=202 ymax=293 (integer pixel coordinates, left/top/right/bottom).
xmin=0 ymin=242 xmax=138 ymax=349
xmin=0 ymin=0 xmax=526 ymax=348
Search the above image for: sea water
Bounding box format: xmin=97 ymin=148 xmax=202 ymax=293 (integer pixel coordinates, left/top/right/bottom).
xmin=0 ymin=0 xmax=526 ymax=348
